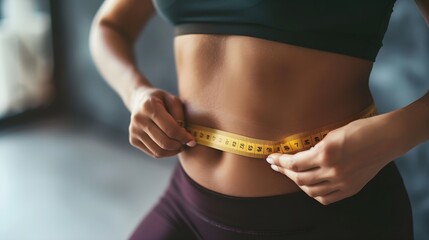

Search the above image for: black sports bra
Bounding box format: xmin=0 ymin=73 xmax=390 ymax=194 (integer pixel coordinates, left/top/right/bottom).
xmin=153 ymin=0 xmax=396 ymax=61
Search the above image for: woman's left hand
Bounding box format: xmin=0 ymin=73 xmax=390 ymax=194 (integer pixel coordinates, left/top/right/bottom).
xmin=266 ymin=114 xmax=405 ymax=205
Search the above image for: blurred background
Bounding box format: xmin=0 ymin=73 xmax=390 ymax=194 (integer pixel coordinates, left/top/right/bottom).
xmin=0 ymin=0 xmax=428 ymax=239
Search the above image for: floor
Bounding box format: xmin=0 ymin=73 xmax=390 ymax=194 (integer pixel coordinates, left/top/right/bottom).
xmin=0 ymin=116 xmax=177 ymax=240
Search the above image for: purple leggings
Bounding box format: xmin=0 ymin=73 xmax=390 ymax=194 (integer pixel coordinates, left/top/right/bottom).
xmin=129 ymin=161 xmax=413 ymax=240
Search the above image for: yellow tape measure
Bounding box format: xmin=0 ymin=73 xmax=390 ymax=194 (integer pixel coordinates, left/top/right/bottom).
xmin=182 ymin=104 xmax=377 ymax=158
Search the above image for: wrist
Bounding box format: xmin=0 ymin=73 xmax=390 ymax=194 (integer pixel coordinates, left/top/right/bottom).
xmin=122 ymin=68 xmax=152 ymax=112
xmin=128 ymin=85 xmax=154 ymax=112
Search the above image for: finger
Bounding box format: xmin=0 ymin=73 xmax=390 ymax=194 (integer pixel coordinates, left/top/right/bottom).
xmin=314 ymin=190 xmax=345 ymax=205
xmin=272 ymin=166 xmax=325 ymax=186
xmin=151 ymin=99 xmax=195 ymax=146
xmin=278 ymin=148 xmax=319 ymax=172
xmin=142 ymin=121 xmax=183 ymax=151
xmin=130 ymin=137 xmax=152 ymax=155
xmin=136 ymin=131 xmax=181 ymax=158
xmin=300 ymin=181 xmax=337 ymax=198
xmin=130 ymin=135 xmax=178 ymax=158
xmin=266 ymin=153 xmax=290 ymax=165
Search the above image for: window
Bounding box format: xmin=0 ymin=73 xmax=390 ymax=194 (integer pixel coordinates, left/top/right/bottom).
xmin=0 ymin=0 xmax=54 ymax=119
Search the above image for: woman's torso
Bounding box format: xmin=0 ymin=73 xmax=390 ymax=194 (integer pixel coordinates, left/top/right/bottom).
xmin=175 ymin=34 xmax=374 ymax=197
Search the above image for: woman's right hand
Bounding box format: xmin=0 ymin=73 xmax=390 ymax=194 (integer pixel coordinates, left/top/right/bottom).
xmin=129 ymin=86 xmax=196 ymax=158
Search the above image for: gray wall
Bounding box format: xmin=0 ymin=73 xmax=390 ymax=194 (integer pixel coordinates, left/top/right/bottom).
xmin=55 ymin=0 xmax=177 ymax=132
xmin=373 ymin=1 xmax=429 ymax=238
xmin=55 ymin=0 xmax=429 ymax=238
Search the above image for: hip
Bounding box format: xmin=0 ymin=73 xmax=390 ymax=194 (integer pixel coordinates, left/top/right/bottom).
xmin=130 ymin=160 xmax=413 ymax=240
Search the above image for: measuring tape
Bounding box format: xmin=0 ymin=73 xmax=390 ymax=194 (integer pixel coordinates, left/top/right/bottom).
xmin=181 ymin=104 xmax=377 ymax=158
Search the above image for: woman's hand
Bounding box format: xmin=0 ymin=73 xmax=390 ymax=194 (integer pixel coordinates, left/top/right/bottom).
xmin=129 ymin=86 xmax=196 ymax=158
xmin=266 ymin=114 xmax=407 ymax=205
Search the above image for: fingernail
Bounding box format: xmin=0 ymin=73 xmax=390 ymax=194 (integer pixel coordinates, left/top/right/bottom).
xmin=266 ymin=157 xmax=274 ymax=164
xmin=186 ymin=140 xmax=196 ymax=147
xmin=271 ymin=165 xmax=279 ymax=172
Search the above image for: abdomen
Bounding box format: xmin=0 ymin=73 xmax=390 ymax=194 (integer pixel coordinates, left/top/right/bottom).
xmin=175 ymin=34 xmax=374 ymax=197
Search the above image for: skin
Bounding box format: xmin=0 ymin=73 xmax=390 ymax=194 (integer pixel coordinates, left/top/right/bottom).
xmin=90 ymin=0 xmax=429 ymax=204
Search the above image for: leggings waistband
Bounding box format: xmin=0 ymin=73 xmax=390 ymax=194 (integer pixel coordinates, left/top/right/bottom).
xmin=168 ymin=163 xmax=325 ymax=230
xmin=165 ymin=161 xmax=407 ymax=231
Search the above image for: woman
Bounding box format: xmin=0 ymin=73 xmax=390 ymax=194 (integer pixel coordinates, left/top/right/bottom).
xmin=90 ymin=0 xmax=429 ymax=239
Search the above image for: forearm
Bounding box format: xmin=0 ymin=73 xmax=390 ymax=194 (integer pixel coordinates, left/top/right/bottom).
xmin=386 ymin=90 xmax=429 ymax=156
xmin=89 ymin=21 xmax=152 ymax=111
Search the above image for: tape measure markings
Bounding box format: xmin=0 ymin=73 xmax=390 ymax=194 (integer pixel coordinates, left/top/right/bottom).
xmin=181 ymin=104 xmax=377 ymax=158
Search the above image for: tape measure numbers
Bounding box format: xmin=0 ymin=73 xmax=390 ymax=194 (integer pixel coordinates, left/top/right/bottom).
xmin=181 ymin=104 xmax=377 ymax=158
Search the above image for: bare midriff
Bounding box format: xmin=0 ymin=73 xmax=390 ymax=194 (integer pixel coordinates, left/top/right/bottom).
xmin=175 ymin=34 xmax=374 ymax=197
